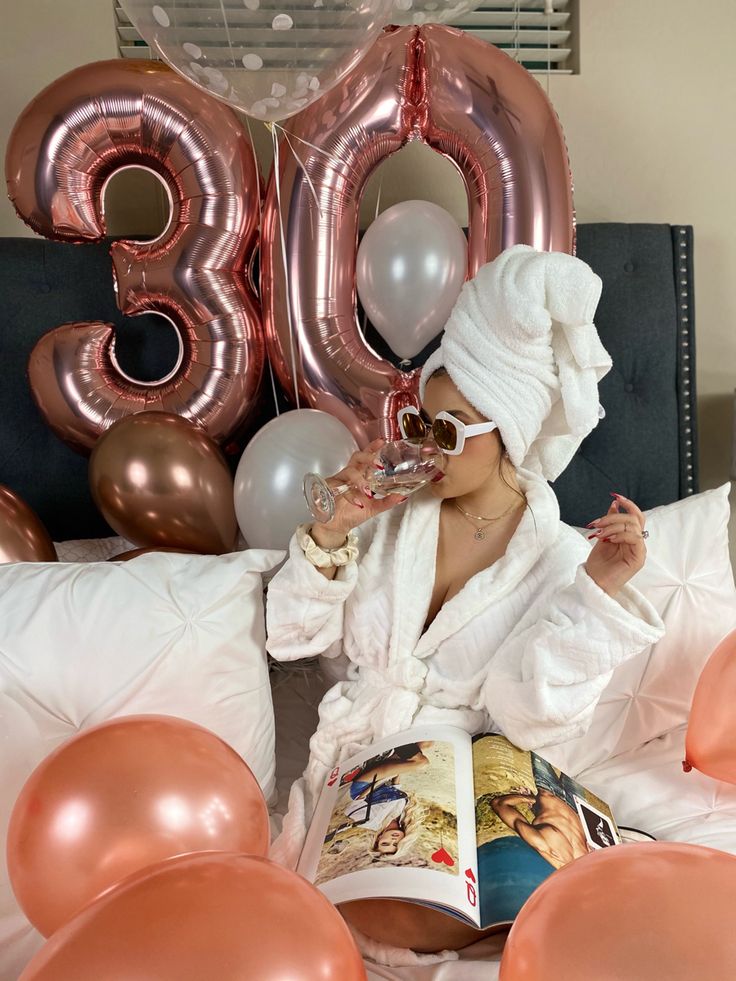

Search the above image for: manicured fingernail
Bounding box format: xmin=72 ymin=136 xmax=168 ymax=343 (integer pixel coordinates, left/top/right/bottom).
xmin=602 ymin=536 xmax=612 ymax=542
xmin=399 ymin=496 xmax=408 ymax=502
xmin=587 ymin=532 xmax=599 ymax=539
xmin=375 ymin=463 xmax=384 ymax=470
xmin=610 ymin=492 xmax=625 ymax=499
xmin=585 ymin=521 xmax=598 ymax=528
xmin=363 ymin=486 xmax=374 ymax=498
xmin=356 ymin=502 xmax=365 ymax=509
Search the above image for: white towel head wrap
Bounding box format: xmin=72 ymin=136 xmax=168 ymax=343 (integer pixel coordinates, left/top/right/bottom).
xmin=418 ymin=244 xmax=612 ymax=482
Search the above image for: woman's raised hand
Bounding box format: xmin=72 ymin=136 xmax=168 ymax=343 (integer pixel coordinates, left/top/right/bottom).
xmin=311 ymin=438 xmax=408 ymax=542
xmin=584 ymin=493 xmax=648 ymax=597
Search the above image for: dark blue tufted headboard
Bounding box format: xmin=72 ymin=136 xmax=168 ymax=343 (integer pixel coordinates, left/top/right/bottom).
xmin=552 ymin=224 xmax=697 ymax=524
xmin=0 ymin=223 xmax=696 ymax=540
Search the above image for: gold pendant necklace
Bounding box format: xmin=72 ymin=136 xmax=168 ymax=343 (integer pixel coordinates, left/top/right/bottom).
xmin=452 ymin=498 xmax=524 ymax=542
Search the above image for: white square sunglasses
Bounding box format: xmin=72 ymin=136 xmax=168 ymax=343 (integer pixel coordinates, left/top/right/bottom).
xmin=397 ymin=405 xmax=498 ymax=455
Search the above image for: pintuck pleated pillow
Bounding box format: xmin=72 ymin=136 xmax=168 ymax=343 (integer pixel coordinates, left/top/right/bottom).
xmin=0 ymin=547 xmax=283 ymax=980
xmin=542 ymin=484 xmax=736 ymax=776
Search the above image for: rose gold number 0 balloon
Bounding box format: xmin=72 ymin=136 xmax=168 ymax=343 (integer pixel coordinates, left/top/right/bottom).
xmin=5 ymin=60 xmax=264 ymax=454
xmin=261 ymin=25 xmax=575 ymax=445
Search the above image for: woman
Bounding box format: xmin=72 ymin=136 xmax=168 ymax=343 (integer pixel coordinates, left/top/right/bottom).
xmin=266 ymin=245 xmax=664 ymax=962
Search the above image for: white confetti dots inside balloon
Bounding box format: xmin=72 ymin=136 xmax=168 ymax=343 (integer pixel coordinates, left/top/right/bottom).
xmin=272 ymin=13 xmax=294 ymax=30
xmin=182 ymin=42 xmax=202 ymax=59
xmin=395 ymin=0 xmax=412 ymax=10
xmin=309 ymin=76 xmax=321 ymax=91
xmin=203 ymin=67 xmax=228 ymax=95
xmin=243 ymin=0 xmax=260 ymax=8
xmin=271 ymin=82 xmax=287 ymax=97
xmin=242 ymin=53 xmax=263 ymax=70
xmin=152 ymin=5 xmax=170 ymax=27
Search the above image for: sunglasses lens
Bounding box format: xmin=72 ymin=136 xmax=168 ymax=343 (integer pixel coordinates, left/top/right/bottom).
xmin=432 ymin=418 xmax=458 ymax=452
xmin=400 ymin=412 xmax=427 ymax=441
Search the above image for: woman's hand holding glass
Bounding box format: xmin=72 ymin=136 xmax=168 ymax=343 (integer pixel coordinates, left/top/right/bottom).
xmin=306 ymin=439 xmax=411 ymax=543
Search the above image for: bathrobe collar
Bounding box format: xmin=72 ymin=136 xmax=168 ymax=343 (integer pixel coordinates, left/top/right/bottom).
xmin=390 ymin=468 xmax=562 ymax=663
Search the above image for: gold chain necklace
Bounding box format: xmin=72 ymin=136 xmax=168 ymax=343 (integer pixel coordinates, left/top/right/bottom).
xmin=452 ymin=497 xmax=525 ymax=542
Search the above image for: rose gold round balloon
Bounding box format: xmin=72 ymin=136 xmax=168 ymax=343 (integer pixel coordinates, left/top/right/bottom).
xmin=261 ymin=24 xmax=574 ymax=445
xmin=88 ymin=412 xmax=237 ymax=553
xmin=6 ymin=59 xmax=263 ymax=453
xmin=684 ymin=628 xmax=736 ymax=783
xmin=0 ymin=485 xmax=57 ymax=563
xmin=7 ymin=716 xmax=269 ymax=938
xmin=499 ymin=842 xmax=736 ymax=980
xmin=20 ymin=853 xmax=366 ymax=981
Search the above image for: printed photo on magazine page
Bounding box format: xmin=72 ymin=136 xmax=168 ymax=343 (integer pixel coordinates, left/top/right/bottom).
xmin=472 ymin=734 xmax=621 ymax=928
xmin=298 ymin=725 xmax=481 ymax=925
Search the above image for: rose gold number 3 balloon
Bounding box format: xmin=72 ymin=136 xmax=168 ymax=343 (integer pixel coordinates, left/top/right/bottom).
xmin=261 ymin=25 xmax=574 ymax=445
xmin=6 ymin=60 xmax=264 ymax=454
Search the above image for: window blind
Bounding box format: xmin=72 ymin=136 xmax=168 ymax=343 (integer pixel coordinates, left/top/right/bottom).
xmin=451 ymin=1 xmax=576 ymax=74
xmin=114 ymin=1 xmax=577 ymax=75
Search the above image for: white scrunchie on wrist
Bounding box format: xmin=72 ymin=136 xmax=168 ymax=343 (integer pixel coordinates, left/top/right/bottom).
xmin=296 ymin=523 xmax=359 ymax=568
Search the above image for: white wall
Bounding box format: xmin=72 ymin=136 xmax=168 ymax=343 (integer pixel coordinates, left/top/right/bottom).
xmin=2 ymin=0 xmax=733 ymax=494
xmin=0 ymin=0 xmax=168 ymax=237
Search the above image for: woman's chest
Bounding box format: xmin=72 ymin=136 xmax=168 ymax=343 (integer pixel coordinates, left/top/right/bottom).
xmin=424 ymin=511 xmax=521 ymax=632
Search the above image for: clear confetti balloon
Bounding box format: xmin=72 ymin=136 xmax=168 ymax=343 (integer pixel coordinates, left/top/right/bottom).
xmin=389 ymin=0 xmax=481 ymax=26
xmin=120 ymin=0 xmax=395 ymax=122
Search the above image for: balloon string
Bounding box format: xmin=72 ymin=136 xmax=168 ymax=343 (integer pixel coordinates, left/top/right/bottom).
xmin=545 ymin=0 xmax=552 ymax=97
xmin=218 ymin=0 xmax=237 ymax=69
xmin=271 ymin=124 xmax=301 ymax=409
xmin=274 ymin=124 xmax=332 ymax=159
xmin=245 ymin=115 xmax=280 ymax=418
xmin=273 ymin=122 xmax=324 ymax=217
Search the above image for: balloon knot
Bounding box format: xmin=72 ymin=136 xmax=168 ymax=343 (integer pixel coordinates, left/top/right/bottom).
xmin=682 ymin=760 xmax=693 ymax=773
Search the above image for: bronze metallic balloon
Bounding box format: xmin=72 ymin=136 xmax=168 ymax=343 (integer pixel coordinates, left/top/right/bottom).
xmin=88 ymin=412 xmax=238 ymax=554
xmin=6 ymin=59 xmax=263 ymax=454
xmin=0 ymin=485 xmax=57 ymax=563
xmin=7 ymin=716 xmax=270 ymax=938
xmin=261 ymin=25 xmax=575 ymax=445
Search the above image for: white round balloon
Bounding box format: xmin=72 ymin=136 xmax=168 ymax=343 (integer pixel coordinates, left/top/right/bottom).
xmin=356 ymin=200 xmax=468 ymax=361
xmin=234 ymin=409 xmax=359 ymax=550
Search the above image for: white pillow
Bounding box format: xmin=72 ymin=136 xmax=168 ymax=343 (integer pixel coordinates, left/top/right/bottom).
xmin=543 ymin=484 xmax=736 ymax=776
xmin=0 ymin=548 xmax=283 ymax=977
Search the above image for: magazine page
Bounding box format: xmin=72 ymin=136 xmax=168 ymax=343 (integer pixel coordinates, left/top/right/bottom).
xmin=471 ymin=734 xmax=621 ymax=929
xmin=298 ymin=724 xmax=481 ymax=927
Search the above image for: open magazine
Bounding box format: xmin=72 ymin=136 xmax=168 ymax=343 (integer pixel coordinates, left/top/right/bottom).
xmin=297 ymin=724 xmax=625 ymax=930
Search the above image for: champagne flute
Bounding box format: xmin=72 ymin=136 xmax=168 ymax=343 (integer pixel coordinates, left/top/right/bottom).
xmin=304 ymin=439 xmax=446 ymax=524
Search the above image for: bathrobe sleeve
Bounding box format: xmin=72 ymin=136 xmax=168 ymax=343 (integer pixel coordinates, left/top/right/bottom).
xmin=477 ymin=563 xmax=666 ymax=751
xmin=265 ymin=521 xmax=375 ymax=663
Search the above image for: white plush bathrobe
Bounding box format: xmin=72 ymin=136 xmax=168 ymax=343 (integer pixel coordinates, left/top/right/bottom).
xmin=266 ymin=468 xmax=665 ymax=887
